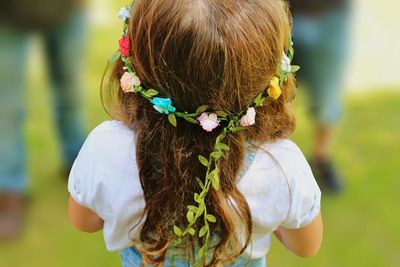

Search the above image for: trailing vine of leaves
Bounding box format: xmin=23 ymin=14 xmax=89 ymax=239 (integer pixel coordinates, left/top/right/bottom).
xmin=172 ymin=119 xmax=248 ymax=265
xmin=110 ymin=13 xmax=299 ymax=264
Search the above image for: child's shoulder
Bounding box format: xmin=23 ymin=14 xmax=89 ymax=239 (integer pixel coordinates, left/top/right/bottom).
xmin=262 ymin=138 xmax=305 ymax=156
xmin=258 ymin=139 xmax=309 ymax=171
xmin=89 ymin=120 xmax=134 ymax=136
xmin=241 ymin=139 xmax=320 ymax=231
xmin=68 ymin=120 xmax=143 ymax=230
xmin=71 ymin=119 xmax=136 ymax=160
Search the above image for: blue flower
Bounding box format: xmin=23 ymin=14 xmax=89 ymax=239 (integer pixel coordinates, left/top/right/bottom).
xmin=151 ymin=98 xmax=176 ymax=114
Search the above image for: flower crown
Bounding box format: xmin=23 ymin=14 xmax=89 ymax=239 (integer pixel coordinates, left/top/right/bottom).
xmin=111 ymin=4 xmax=299 ymax=263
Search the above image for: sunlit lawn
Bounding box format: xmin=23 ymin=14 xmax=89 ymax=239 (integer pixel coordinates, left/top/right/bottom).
xmin=0 ymin=13 xmax=399 ymax=267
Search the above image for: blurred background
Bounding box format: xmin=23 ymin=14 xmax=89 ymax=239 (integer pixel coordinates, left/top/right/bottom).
xmin=0 ymin=0 xmax=399 ymax=266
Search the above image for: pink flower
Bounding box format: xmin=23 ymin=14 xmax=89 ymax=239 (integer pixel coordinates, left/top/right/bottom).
xmin=239 ymin=107 xmax=256 ymax=127
xmin=119 ymin=36 xmax=130 ymax=57
xmin=132 ymin=76 xmax=141 ymax=86
xmin=120 ymin=72 xmax=140 ymax=93
xmin=198 ymin=113 xmax=220 ymax=132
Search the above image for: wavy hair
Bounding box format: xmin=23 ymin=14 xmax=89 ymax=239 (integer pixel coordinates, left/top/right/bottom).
xmin=101 ymin=0 xmax=296 ymax=266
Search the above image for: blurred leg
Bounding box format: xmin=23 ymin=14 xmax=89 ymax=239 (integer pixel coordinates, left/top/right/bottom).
xmin=0 ymin=25 xmax=30 ymax=240
xmin=43 ymin=9 xmax=87 ymax=169
xmin=0 ymin=25 xmax=30 ymax=193
xmin=293 ymin=8 xmax=350 ymax=192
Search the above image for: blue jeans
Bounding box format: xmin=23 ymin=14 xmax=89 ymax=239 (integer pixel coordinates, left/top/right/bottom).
xmin=292 ymin=7 xmax=350 ymax=125
xmin=0 ymin=10 xmax=87 ymax=193
xmin=120 ymin=247 xmax=267 ymax=267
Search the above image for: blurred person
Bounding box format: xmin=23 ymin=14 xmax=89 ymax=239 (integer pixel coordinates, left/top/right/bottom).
xmin=0 ymin=0 xmax=87 ymax=239
xmin=290 ymin=0 xmax=351 ymax=193
xmin=68 ymin=1 xmax=322 ymax=266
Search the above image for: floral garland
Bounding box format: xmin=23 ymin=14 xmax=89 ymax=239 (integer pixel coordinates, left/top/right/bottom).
xmin=112 ymin=5 xmax=299 ymax=265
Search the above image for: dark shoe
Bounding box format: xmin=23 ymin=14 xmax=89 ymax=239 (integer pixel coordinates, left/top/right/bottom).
xmin=310 ymin=159 xmax=344 ymax=193
xmin=0 ymin=193 xmax=26 ymax=241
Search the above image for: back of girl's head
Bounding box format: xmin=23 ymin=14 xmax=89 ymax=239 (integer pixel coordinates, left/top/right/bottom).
xmin=102 ymin=0 xmax=296 ymax=265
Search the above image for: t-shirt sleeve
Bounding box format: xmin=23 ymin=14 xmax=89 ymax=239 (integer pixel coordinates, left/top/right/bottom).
xmin=68 ymin=131 xmax=98 ymax=211
xmin=279 ymin=141 xmax=321 ymax=229
xmin=68 ymin=121 xmax=139 ymax=219
xmin=67 ymin=122 xmax=121 ymax=214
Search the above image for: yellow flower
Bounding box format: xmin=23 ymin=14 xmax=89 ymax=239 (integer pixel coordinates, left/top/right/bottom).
xmin=267 ymin=76 xmax=282 ymax=100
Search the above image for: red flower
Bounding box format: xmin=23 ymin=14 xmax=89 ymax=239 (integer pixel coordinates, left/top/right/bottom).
xmin=119 ymin=36 xmax=130 ymax=57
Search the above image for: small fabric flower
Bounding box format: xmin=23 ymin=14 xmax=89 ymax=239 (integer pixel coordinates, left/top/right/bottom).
xmin=198 ymin=113 xmax=220 ymax=132
xmin=151 ymin=98 xmax=176 ymax=114
xmin=132 ymin=76 xmax=141 ymax=86
xmin=118 ymin=7 xmax=131 ymax=22
xmin=119 ymin=36 xmax=130 ymax=57
xmin=268 ymin=76 xmax=282 ymax=100
xmin=120 ymin=72 xmax=140 ymax=93
xmin=281 ymin=52 xmax=292 ymax=73
xmin=239 ymin=107 xmax=256 ymax=127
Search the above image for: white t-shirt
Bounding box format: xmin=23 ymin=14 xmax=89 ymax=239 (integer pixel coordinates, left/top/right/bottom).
xmin=68 ymin=120 xmax=321 ymax=259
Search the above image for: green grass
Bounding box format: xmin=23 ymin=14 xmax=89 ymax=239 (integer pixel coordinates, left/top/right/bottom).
xmin=268 ymin=92 xmax=400 ymax=267
xmin=1 ymin=8 xmax=400 ymax=267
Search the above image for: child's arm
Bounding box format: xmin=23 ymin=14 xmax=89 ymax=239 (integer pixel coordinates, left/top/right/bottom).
xmin=274 ymin=212 xmax=323 ymax=257
xmin=68 ymin=196 xmax=104 ymax=233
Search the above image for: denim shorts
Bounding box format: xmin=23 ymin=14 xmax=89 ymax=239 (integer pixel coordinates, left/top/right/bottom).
xmin=120 ymin=246 xmax=267 ymax=267
xmin=292 ymin=7 xmax=350 ymax=125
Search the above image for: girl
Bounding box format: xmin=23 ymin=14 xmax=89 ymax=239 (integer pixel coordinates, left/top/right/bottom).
xmin=68 ymin=0 xmax=323 ymax=266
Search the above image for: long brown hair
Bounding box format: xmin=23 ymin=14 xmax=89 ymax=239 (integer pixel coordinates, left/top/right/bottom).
xmin=102 ymin=0 xmax=296 ymax=266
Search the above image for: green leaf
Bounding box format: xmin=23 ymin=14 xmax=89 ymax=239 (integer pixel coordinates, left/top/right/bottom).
xmin=183 ymin=116 xmax=198 ymax=124
xmin=230 ymin=126 xmax=246 ymax=133
xmin=208 ymin=169 xmax=217 ymax=179
xmin=211 ymin=175 xmax=220 ymax=190
xmin=291 ymin=65 xmax=300 ymax=73
xmin=216 ymin=142 xmax=230 ymax=151
xmin=235 ymin=126 xmax=246 ymax=131
xmin=187 ymin=210 xmax=194 ymax=223
xmin=121 ymin=56 xmax=131 ymax=65
xmin=206 ymin=214 xmax=216 ymax=223
xmin=199 ymin=226 xmax=208 ymax=238
xmin=173 ymin=238 xmax=181 ymax=246
xmin=109 ymin=51 xmax=121 ymax=63
xmin=198 ymin=245 xmax=207 ymax=257
xmin=196 ymin=105 xmax=208 ymax=114
xmin=187 ymin=205 xmax=198 ymax=212
xmin=196 ymin=205 xmax=204 ymax=216
xmin=215 ymin=111 xmax=228 ymax=117
xmin=196 ymin=177 xmax=205 ymax=189
xmin=187 ymin=227 xmax=196 ymax=236
xmin=194 ymin=193 xmax=201 ymax=203
xmin=210 ymin=151 xmax=223 ymax=159
xmin=184 ymin=112 xmax=198 ymax=117
xmin=168 ymin=114 xmax=177 ymax=127
xmin=254 ymin=92 xmax=264 ymax=106
xmin=289 ymin=45 xmax=294 ymax=59
xmin=145 ymin=89 xmax=159 ymax=96
xmin=173 ymin=225 xmax=182 ymax=237
xmin=198 ymin=155 xmax=208 ymax=166
xmin=216 ymin=133 xmax=226 ymax=144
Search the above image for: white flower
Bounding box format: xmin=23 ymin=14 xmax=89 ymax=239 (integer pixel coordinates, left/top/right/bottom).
xmin=239 ymin=107 xmax=256 ymax=127
xmin=118 ymin=7 xmax=131 ymax=22
xmin=281 ymin=52 xmax=292 ymax=73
